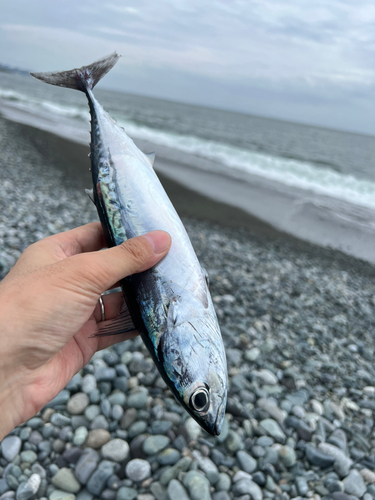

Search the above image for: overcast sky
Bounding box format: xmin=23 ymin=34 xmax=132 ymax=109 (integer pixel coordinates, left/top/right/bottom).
xmin=1 ymin=0 xmax=375 ymax=135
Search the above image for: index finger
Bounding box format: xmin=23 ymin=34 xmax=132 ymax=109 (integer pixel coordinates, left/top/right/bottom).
xmin=12 ymin=223 xmax=107 ymax=277
xmin=53 ymin=222 xmax=107 ymax=257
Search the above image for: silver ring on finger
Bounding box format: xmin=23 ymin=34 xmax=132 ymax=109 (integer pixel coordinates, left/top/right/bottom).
xmin=99 ymin=296 xmax=106 ymax=322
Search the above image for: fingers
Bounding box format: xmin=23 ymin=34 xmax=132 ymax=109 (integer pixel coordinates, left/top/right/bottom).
xmin=49 ymin=222 xmax=107 ymax=258
xmin=9 ymin=223 xmax=107 ymax=278
xmin=66 ymin=231 xmax=171 ymax=295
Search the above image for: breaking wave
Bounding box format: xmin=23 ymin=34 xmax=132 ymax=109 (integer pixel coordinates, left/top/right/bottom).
xmin=2 ymin=87 xmax=375 ymax=211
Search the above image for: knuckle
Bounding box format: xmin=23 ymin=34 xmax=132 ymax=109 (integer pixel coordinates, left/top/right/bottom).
xmin=121 ymin=238 xmax=152 ymax=265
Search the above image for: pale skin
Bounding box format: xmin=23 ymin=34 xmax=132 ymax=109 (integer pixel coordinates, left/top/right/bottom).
xmin=0 ymin=222 xmax=171 ymax=440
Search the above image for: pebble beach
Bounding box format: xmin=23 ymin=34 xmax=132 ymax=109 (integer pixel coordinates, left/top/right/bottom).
xmin=1 ymin=114 xmax=375 ymax=500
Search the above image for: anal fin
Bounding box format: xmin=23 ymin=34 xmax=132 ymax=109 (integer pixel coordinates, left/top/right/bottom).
xmin=94 ymin=301 xmax=136 ymax=337
xmin=85 ymin=188 xmax=95 ymax=204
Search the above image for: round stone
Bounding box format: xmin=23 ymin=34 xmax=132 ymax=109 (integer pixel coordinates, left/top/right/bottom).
xmin=101 ymin=439 xmax=129 ymax=462
xmin=236 ymin=451 xmax=257 ymax=474
xmin=143 ymin=435 xmax=170 ymax=455
xmin=183 ymin=471 xmax=211 ymax=500
xmin=343 ymin=470 xmax=366 ymax=497
xmin=86 ymin=429 xmax=111 ymax=449
xmin=82 ymin=374 xmax=97 ymax=394
xmin=20 ymin=451 xmax=37 ymax=464
xmin=49 ymin=490 xmax=76 ymax=500
xmin=51 ymin=468 xmax=81 ymax=493
xmin=116 ymin=486 xmax=137 ymax=500
xmin=67 ymin=393 xmax=90 ymax=415
xmin=259 ymin=419 xmax=286 ymax=443
xmin=126 ymin=388 xmax=148 ymax=409
xmin=1 ymin=436 xmax=22 ymax=462
xmin=184 ymin=418 xmax=202 ymax=442
xmin=278 ymin=445 xmax=296 ymax=467
xmin=73 ymin=426 xmax=88 ymax=446
xmin=125 ymin=459 xmax=151 ymax=482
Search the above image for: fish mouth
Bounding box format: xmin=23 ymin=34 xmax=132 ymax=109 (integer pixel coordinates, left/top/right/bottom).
xmin=214 ymin=400 xmax=226 ymax=436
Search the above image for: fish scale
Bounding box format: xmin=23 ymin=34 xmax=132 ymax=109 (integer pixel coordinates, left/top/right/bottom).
xmin=31 ymin=52 xmax=228 ymax=435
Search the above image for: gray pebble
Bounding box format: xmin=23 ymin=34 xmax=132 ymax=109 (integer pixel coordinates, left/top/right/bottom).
xmin=232 ymin=478 xmax=262 ymax=500
xmin=67 ymin=393 xmax=89 ymax=415
xmin=158 ymin=448 xmax=181 ymax=466
xmin=50 ymin=414 xmax=71 ymax=427
xmin=126 ymin=388 xmax=148 ymax=409
xmin=259 ymin=419 xmax=286 ymax=443
xmin=1 ymin=438 xmax=21 ymax=462
xmin=278 ymin=445 xmax=296 ymax=468
xmin=19 ymin=452 xmax=37 ymax=464
xmin=143 ymin=436 xmax=170 ymax=455
xmin=343 ymin=469 xmax=366 ymax=497
xmin=116 ymin=487 xmax=137 ymax=500
xmin=51 ymin=468 xmax=80 ymax=494
xmin=86 ymin=460 xmax=114 ymax=496
xmin=81 ymin=375 xmax=97 ymax=394
xmin=305 ymin=445 xmax=335 ymax=468
xmin=167 ymin=480 xmax=189 ymax=500
xmin=94 ymin=368 xmax=116 ymax=382
xmin=183 ymin=471 xmax=211 ymax=500
xmin=101 ymin=439 xmax=129 ymax=462
xmin=125 ymin=459 xmax=151 ymax=482
xmin=75 ymin=448 xmax=100 ymax=485
xmin=90 ymin=415 xmax=109 ymax=430
xmin=236 ymin=451 xmax=257 ymax=474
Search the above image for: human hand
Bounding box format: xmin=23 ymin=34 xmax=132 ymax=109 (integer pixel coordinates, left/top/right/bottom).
xmin=0 ymin=222 xmax=171 ymax=439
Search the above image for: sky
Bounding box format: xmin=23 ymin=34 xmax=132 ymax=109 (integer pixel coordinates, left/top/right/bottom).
xmin=1 ymin=0 xmax=375 ymax=135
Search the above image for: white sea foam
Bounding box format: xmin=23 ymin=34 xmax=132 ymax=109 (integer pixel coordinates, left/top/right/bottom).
xmin=118 ymin=119 xmax=375 ymax=211
xmin=2 ymin=87 xmax=375 ymax=211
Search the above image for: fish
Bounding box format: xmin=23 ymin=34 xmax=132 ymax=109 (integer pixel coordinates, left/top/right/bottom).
xmin=31 ymin=53 xmax=228 ymax=435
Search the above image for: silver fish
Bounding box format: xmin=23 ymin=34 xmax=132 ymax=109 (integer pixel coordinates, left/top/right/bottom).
xmin=31 ymin=53 xmax=228 ymax=435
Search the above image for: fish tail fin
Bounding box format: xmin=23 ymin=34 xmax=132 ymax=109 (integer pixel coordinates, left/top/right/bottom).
xmin=30 ymin=52 xmax=120 ymax=92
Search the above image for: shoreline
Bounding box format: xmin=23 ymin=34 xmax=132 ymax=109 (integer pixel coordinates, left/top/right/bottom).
xmin=2 ymin=108 xmax=375 ymax=267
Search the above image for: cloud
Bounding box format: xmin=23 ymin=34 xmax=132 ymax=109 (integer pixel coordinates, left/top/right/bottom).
xmin=0 ymin=0 xmax=374 ymax=133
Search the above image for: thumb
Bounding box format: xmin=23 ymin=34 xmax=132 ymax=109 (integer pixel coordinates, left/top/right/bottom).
xmin=63 ymin=230 xmax=171 ymax=295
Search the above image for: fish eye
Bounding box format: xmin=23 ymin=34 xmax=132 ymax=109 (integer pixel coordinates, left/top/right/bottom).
xmin=190 ymin=387 xmax=210 ymax=413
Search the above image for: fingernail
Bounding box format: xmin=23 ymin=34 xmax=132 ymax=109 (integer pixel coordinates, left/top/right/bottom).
xmin=143 ymin=231 xmax=171 ymax=254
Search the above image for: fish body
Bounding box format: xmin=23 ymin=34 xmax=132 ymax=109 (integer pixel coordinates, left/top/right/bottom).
xmin=31 ymin=53 xmax=227 ymax=435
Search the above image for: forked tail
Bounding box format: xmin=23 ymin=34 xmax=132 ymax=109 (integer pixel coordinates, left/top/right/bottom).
xmin=30 ymin=52 xmax=120 ymax=92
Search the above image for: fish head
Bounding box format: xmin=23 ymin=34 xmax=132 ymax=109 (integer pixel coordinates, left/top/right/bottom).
xmin=159 ymin=314 xmax=227 ymax=435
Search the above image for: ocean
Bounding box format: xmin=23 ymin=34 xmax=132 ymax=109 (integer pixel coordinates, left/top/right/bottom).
xmin=1 ymin=70 xmax=375 ymax=262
